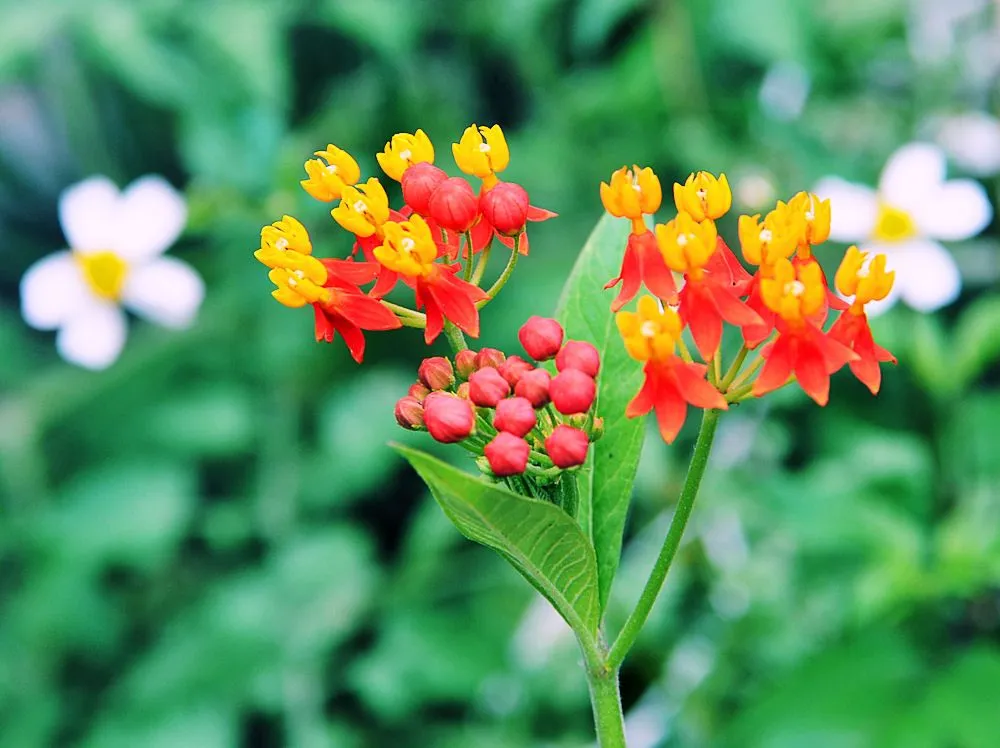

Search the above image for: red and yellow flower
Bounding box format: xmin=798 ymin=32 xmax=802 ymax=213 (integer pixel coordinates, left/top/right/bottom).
xmin=672 ymin=171 xmax=732 ymax=222
xmin=617 ymin=296 xmax=727 ymax=443
xmin=300 ymin=144 xmax=361 ymax=202
xmin=376 ymin=129 xmax=435 ymax=182
xmin=452 ymin=124 xmax=510 ymax=189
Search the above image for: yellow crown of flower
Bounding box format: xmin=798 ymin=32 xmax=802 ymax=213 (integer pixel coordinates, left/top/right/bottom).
xmin=600 ymin=165 xmax=662 ymax=222
xmin=835 ymin=246 xmax=895 ymax=309
xmin=738 ymin=208 xmax=801 ymax=267
xmin=760 ymin=257 xmax=825 ymax=324
xmin=300 ymin=144 xmax=361 ymax=202
xmin=331 ymin=178 xmax=391 ymax=238
xmin=785 ymin=191 xmax=831 ymax=250
xmin=374 ymin=215 xmax=438 ymax=277
xmin=376 ymin=129 xmax=435 ymax=182
xmin=655 ymin=212 xmax=718 ymax=275
xmin=452 ymin=124 xmax=509 ymax=183
xmin=672 ymin=171 xmax=731 ymax=222
xmin=616 ymin=295 xmax=683 ymax=363
xmin=267 ymin=265 xmax=331 ymax=308
xmin=255 ymin=215 xmax=313 ymax=265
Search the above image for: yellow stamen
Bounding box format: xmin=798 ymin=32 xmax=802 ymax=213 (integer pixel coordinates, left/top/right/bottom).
xmin=873 ymin=203 xmax=917 ymax=243
xmin=76 ymin=251 xmax=128 ymax=301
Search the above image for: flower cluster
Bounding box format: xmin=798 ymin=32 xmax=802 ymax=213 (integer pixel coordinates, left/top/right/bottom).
xmin=395 ymin=317 xmax=603 ymax=491
xmin=253 ymin=125 xmax=555 ymax=360
xmin=603 ymin=167 xmax=897 ymax=442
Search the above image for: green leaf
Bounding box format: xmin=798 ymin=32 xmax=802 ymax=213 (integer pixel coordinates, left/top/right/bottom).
xmin=393 ymin=444 xmax=600 ymax=639
xmin=953 ymin=295 xmax=1000 ymax=390
xmin=554 ymin=213 xmax=645 ymax=613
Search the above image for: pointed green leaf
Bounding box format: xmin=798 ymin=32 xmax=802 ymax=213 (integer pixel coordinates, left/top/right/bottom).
xmin=554 ymin=213 xmax=646 ymax=613
xmin=393 ymin=444 xmax=600 ymax=638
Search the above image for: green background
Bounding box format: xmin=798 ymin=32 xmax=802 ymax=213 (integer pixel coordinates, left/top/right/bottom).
xmin=1 ymin=1 xmax=999 ymax=746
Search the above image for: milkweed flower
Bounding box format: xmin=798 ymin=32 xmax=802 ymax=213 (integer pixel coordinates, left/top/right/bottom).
xmin=301 ymin=144 xmax=361 ymax=201
xmin=452 ymin=124 xmax=509 ymax=188
xmin=814 ymin=142 xmax=992 ymax=313
xmin=20 ymin=175 xmax=203 ymax=370
xmin=376 ymin=129 xmax=434 ymax=182
xmin=617 ymin=296 xmax=727 ymax=443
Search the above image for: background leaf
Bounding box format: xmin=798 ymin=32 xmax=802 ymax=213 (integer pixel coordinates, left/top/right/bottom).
xmin=393 ymin=444 xmax=601 ymax=639
xmin=555 ymin=213 xmax=646 ymax=613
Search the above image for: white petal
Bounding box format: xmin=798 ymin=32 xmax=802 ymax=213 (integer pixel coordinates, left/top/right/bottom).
xmin=19 ymin=251 xmax=91 ymax=330
xmin=112 ymin=176 xmax=187 ymax=261
xmin=884 ymin=239 xmax=962 ymax=312
xmin=121 ymin=256 xmax=204 ymax=329
xmin=59 ymin=176 xmax=121 ymax=252
xmin=914 ymin=179 xmax=992 ymax=241
xmin=812 ymin=177 xmax=877 ymax=242
xmin=55 ymin=302 xmax=128 ymax=370
xmin=878 ymin=142 xmax=946 ymax=212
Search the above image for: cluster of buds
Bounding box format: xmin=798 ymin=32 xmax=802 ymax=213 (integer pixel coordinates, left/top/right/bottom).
xmin=253 ymin=125 xmax=556 ymax=360
xmin=602 ymin=166 xmax=897 ymax=443
xmin=395 ymin=317 xmax=603 ymax=493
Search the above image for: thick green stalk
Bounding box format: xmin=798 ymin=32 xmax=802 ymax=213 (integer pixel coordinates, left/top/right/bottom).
xmin=476 ymin=239 xmax=520 ymax=309
xmin=586 ymin=667 xmax=627 ymax=748
xmin=607 ymin=408 xmax=721 ymax=670
xmin=443 ymin=321 xmax=468 ymax=353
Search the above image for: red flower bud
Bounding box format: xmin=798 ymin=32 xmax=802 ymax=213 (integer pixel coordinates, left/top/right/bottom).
xmin=518 ymin=316 xmax=564 ymax=361
xmin=408 ymin=382 xmax=430 ymax=402
xmin=550 ymin=369 xmax=596 ymax=415
xmin=456 ymin=381 xmax=471 ymax=400
xmin=475 ymin=347 xmax=506 ymax=370
xmin=455 ymin=349 xmax=478 ymax=379
xmin=480 ymin=182 xmax=530 ymax=236
xmin=514 ymin=367 xmax=551 ymax=408
xmin=468 ymin=367 xmax=511 ymax=407
xmin=498 ymin=355 xmax=534 ymax=387
xmin=418 ymin=356 xmax=455 ymax=391
xmin=484 ymin=432 xmax=531 ymax=477
xmin=401 ymin=163 xmax=448 ymax=216
xmin=428 ymin=177 xmax=479 ymax=233
xmin=545 ymin=425 xmax=589 ymax=468
xmin=394 ymin=396 xmax=425 ymax=430
xmin=423 ymin=392 xmax=475 ymax=443
xmin=493 ymin=396 xmax=537 ymax=437
xmin=556 ymin=340 xmax=601 ymax=377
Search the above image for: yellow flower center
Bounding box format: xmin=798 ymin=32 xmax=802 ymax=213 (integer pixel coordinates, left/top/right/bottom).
xmin=76 ymin=251 xmax=128 ymax=301
xmin=873 ymin=203 xmax=917 ymax=243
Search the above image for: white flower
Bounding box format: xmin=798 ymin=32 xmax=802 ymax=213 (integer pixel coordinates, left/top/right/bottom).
xmin=20 ymin=175 xmax=204 ymax=370
xmin=814 ymin=143 xmax=992 ymax=315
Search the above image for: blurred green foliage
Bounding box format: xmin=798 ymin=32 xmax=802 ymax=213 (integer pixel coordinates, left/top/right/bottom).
xmin=1 ymin=0 xmax=999 ymax=746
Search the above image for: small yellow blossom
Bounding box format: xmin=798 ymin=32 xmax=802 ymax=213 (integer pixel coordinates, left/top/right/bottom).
xmin=655 ymin=212 xmax=718 ymax=277
xmin=374 ymin=215 xmax=438 ymax=277
xmin=255 ymin=215 xmax=313 ymax=268
xmin=300 ymin=145 xmax=361 ymax=202
xmin=673 ymin=171 xmax=732 ymax=222
xmin=452 ymin=124 xmax=509 ymax=186
xmin=616 ymin=295 xmax=682 ymax=363
xmin=331 ymin=178 xmax=391 ymax=238
xmin=738 ymin=209 xmax=801 ymax=266
xmin=600 ymin=165 xmax=662 ymax=233
xmin=784 ymin=192 xmax=831 ymax=254
xmin=267 ymin=262 xmax=331 ymax=308
xmin=760 ymin=257 xmax=825 ymax=324
xmin=376 ymin=129 xmax=435 ymax=182
xmin=835 ymin=246 xmax=895 ymax=311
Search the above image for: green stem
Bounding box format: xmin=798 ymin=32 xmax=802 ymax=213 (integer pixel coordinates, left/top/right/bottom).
xmin=719 ymin=345 xmax=749 ymax=391
xmin=728 ymin=353 xmax=764 ymax=391
xmin=381 ymin=300 xmax=426 ymax=324
xmin=607 ymin=407 xmax=721 ymax=670
xmin=586 ymin=667 xmax=627 ymax=748
xmin=443 ymin=321 xmax=468 ymax=353
xmin=463 ymin=231 xmax=474 ymax=281
xmin=476 ymin=238 xmax=520 ymax=309
xmin=725 ymin=381 xmax=756 ymax=403
xmin=470 ymin=242 xmax=493 ymax=286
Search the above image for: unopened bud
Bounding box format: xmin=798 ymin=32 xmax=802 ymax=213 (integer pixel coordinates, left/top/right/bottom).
xmin=455 ymin=349 xmax=478 ymax=379
xmin=418 ymin=356 xmax=455 ymax=391
xmin=401 ymin=163 xmax=448 ymax=216
xmin=591 ymin=416 xmax=605 ymax=440
xmin=493 ymin=396 xmax=537 ymax=438
xmin=545 ymin=425 xmax=589 ymax=468
xmin=555 ymin=340 xmax=601 ymax=377
xmin=550 ymin=369 xmax=597 ymax=415
xmin=484 ymin=432 xmax=531 ymax=477
xmin=518 ymin=316 xmax=564 ymax=361
xmin=468 ymin=367 xmax=511 ymax=407
xmin=408 ymin=382 xmax=431 ymax=402
xmin=480 ymin=181 xmax=530 ymax=236
xmin=475 ymin=347 xmax=506 ymax=370
xmin=498 ymin=355 xmax=534 ymax=387
xmin=423 ymin=392 xmax=475 ymax=443
xmin=394 ymin=396 xmax=425 ymax=430
xmin=428 ymin=176 xmax=479 ymax=233
xmin=456 ymin=381 xmax=471 ymax=400
xmin=514 ymin=367 xmax=551 ymax=408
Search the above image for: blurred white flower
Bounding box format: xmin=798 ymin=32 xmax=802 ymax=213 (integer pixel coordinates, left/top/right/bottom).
xmin=814 ymin=143 xmax=992 ymax=314
xmin=934 ymin=111 xmax=1000 ymax=176
xmin=20 ymin=175 xmax=203 ymax=370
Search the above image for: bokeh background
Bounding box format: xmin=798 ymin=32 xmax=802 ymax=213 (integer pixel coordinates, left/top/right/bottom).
xmin=2 ymin=1 xmax=1000 ymax=746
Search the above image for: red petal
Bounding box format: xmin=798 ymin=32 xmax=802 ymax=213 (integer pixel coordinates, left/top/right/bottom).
xmin=469 ymin=218 xmax=494 ymax=255
xmin=636 ymin=232 xmax=678 ymax=303
xmin=708 ymin=282 xmax=763 ymax=327
xmin=625 ymin=365 xmax=658 ymax=418
xmin=794 ymin=337 xmax=831 ymax=406
xmin=313 ymin=304 xmax=336 ymax=343
xmin=333 ymin=290 xmax=403 ymax=331
xmin=355 ymin=235 xmax=382 ymax=263
xmin=331 ymin=315 xmax=367 ymax=363
xmin=813 ymin=326 xmax=859 ymax=374
xmin=427 ymin=271 xmax=488 ymax=338
xmin=321 ymin=258 xmax=379 ymax=286
xmin=753 ymin=333 xmax=795 ymax=397
xmin=607 ymin=240 xmax=641 ymax=312
xmin=652 ymin=379 xmax=688 ymax=444
xmin=672 ymin=360 xmax=728 ymax=410
xmin=369 ymin=267 xmax=399 ymax=298
xmin=681 ymin=283 xmax=723 ymax=361
xmin=526 ymin=204 xmax=557 ymax=221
